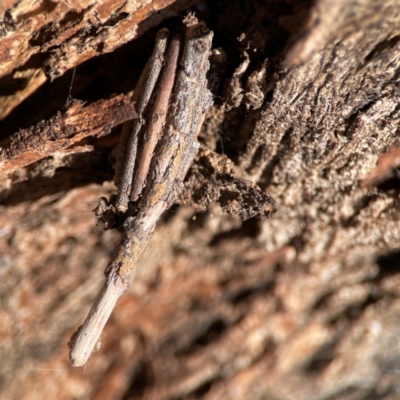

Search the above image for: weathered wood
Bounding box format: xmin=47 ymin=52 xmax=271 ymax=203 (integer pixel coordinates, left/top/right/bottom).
xmin=1 ymin=0 xmax=400 ymax=399
xmin=0 ymin=0 xmax=200 ymax=119
xmin=0 ymin=95 xmax=136 ymax=174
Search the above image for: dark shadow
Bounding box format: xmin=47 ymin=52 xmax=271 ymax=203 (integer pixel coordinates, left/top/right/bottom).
xmin=122 ymin=358 xmax=155 ymax=400
xmin=230 ymin=280 xmax=275 ymax=305
xmin=209 ymin=218 xmax=261 ymax=246
xmin=303 ymin=339 xmax=338 ymax=373
xmin=375 ymin=249 xmax=400 ymax=280
xmin=0 ymin=151 xmax=113 ymax=206
xmin=377 ymin=177 xmax=400 ymax=192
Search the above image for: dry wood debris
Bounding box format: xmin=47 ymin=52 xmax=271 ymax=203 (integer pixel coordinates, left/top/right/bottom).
xmin=0 ymin=95 xmax=136 ymax=174
xmin=0 ymin=0 xmax=200 ymax=119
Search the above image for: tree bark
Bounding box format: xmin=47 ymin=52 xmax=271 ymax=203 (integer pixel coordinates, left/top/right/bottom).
xmin=0 ymin=1 xmax=400 ymax=400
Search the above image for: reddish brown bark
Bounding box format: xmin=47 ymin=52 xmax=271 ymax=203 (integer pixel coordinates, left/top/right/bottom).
xmin=1 ymin=1 xmax=400 ymax=400
xmin=0 ymin=95 xmax=136 ymax=174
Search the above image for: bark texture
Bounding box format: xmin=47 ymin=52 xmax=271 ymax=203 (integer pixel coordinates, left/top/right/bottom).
xmin=1 ymin=1 xmax=400 ymax=400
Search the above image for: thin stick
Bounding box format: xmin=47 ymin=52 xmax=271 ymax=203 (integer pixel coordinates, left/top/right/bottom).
xmin=115 ymin=29 xmax=170 ymax=212
xmin=130 ymin=36 xmax=181 ymax=201
xmin=69 ymin=23 xmax=213 ymax=367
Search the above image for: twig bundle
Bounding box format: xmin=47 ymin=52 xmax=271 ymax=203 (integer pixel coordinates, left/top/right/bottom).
xmin=69 ymin=21 xmax=214 ymax=367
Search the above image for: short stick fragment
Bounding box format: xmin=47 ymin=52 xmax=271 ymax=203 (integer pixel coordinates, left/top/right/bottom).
xmin=69 ymin=282 xmax=125 ymax=367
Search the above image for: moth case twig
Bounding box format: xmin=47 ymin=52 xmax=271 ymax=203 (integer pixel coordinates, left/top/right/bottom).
xmin=130 ymin=35 xmax=181 ymax=201
xmin=69 ymin=22 xmax=213 ymax=367
xmin=115 ymin=28 xmax=169 ymax=213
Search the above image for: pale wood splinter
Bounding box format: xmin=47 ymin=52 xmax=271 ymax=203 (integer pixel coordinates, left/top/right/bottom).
xmin=69 ymin=22 xmax=214 ymax=367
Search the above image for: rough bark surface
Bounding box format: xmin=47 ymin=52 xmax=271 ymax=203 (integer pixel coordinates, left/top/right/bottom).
xmin=1 ymin=1 xmax=400 ymax=400
xmin=0 ymin=95 xmax=136 ymax=174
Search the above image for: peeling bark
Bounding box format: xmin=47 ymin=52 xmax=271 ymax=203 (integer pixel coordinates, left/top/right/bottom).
xmin=0 ymin=0 xmax=199 ymax=119
xmin=0 ymin=94 xmax=136 ymax=173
